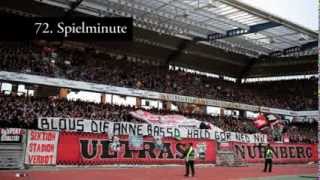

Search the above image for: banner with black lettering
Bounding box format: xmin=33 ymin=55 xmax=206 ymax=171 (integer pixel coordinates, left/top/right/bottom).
xmin=231 ymin=142 xmax=317 ymax=163
xmin=38 ymin=117 xmax=111 ymax=133
xmin=38 ymin=117 xmax=267 ymax=144
xmin=56 ymin=132 xmax=216 ymax=165
xmin=25 ymin=130 xmax=59 ymax=165
xmin=0 ymin=128 xmax=24 ymax=143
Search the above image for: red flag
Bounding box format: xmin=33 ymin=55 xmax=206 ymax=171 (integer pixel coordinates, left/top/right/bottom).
xmin=253 ymin=114 xmax=268 ymax=129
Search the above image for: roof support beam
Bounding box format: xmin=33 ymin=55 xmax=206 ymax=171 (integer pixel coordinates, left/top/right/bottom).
xmin=269 ymin=41 xmax=318 ymax=56
xmin=207 ymin=21 xmax=281 ymax=41
xmin=238 ymin=58 xmax=257 ymax=79
xmin=64 ymin=0 xmax=84 ymax=17
xmin=165 ymin=40 xmax=188 ymax=65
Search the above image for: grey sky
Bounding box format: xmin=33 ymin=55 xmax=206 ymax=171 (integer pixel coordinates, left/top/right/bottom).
xmin=238 ymin=0 xmax=318 ymax=30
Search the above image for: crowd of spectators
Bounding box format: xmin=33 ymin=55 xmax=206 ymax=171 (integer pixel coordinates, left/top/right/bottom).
xmin=0 ymin=42 xmax=58 ymax=76
xmin=0 ymin=93 xmax=257 ymax=133
xmin=0 ymin=93 xmax=134 ymax=128
xmin=0 ymin=42 xmax=317 ymax=111
xmin=284 ymin=122 xmax=318 ymax=144
xmin=0 ymin=93 xmax=316 ymax=144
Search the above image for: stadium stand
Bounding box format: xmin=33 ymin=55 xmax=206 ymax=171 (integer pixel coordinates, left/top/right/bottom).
xmin=0 ymin=42 xmax=317 ymax=111
xmin=0 ymin=0 xmax=318 ymax=175
xmin=0 ymin=93 xmax=316 ymax=144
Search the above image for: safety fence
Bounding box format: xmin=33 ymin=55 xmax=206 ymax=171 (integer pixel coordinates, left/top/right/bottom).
xmin=0 ymin=128 xmax=26 ymax=169
xmin=0 ymin=128 xmax=317 ymax=169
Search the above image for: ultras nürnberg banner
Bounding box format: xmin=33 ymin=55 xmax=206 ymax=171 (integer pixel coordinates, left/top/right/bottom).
xmin=37 ymin=117 xmax=267 ymax=144
xmin=25 ymin=130 xmax=59 ymax=165
xmin=231 ymin=142 xmax=317 ymax=163
xmin=56 ymin=132 xmax=216 ymax=165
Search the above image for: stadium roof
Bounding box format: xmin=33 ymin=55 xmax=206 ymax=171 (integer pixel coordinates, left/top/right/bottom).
xmin=32 ymin=0 xmax=318 ymax=58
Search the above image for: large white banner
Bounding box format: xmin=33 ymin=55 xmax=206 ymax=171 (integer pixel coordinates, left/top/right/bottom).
xmin=25 ymin=130 xmax=59 ymax=165
xmin=130 ymin=110 xmax=223 ymax=132
xmin=130 ymin=110 xmax=196 ymax=126
xmin=38 ymin=117 xmax=267 ymax=144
